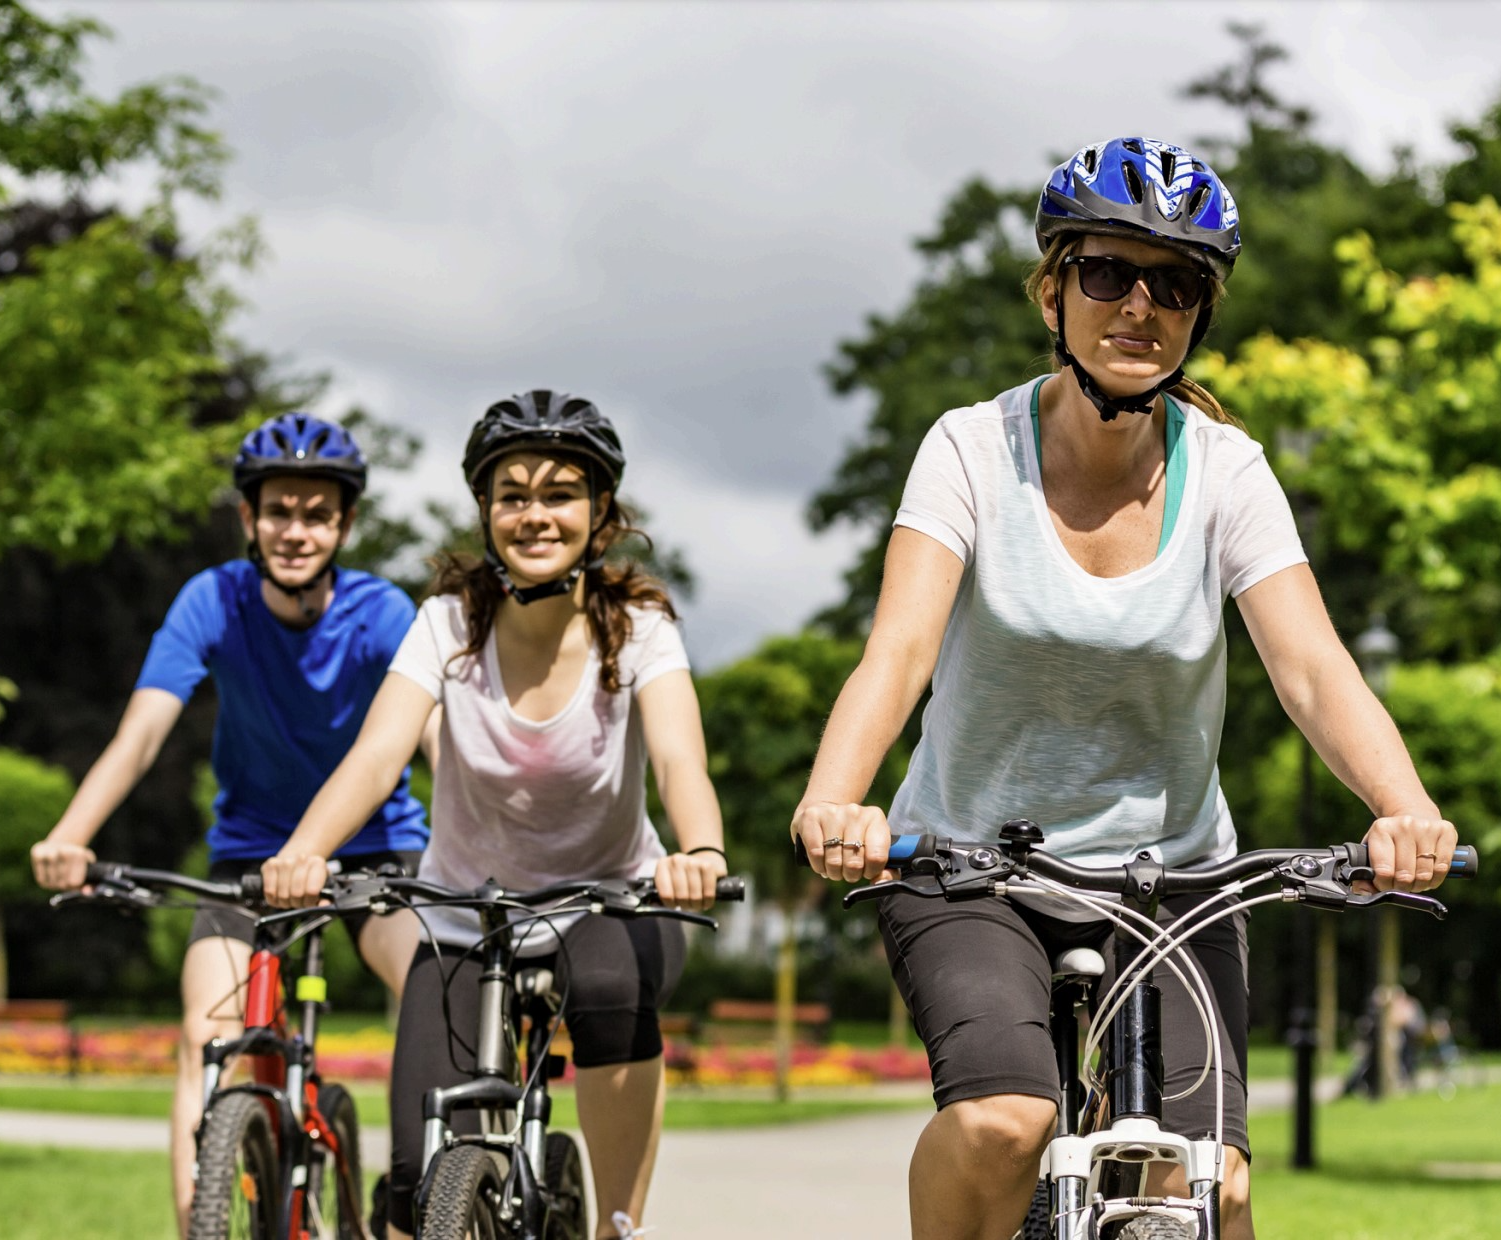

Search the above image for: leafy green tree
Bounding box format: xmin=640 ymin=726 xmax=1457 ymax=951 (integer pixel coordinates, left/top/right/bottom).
xmin=0 ymin=0 xmax=266 ymax=562
xmin=0 ymin=746 xmax=75 ymax=1000
xmin=697 ymin=631 xmax=913 ymax=1090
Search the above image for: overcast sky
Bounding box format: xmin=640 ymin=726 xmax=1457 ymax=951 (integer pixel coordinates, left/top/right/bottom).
xmin=36 ymin=0 xmax=1501 ymax=667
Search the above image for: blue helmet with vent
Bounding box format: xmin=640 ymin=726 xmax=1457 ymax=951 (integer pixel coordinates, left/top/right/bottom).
xmin=232 ymin=413 xmax=368 ymax=501
xmin=1036 ymin=137 xmax=1240 ymax=278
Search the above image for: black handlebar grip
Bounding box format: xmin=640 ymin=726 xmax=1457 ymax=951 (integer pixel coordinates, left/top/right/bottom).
xmin=1344 ymin=842 xmax=1477 ymax=878
xmin=83 ymin=861 xmax=112 ymax=885
xmin=239 ymin=872 xmax=264 ymax=901
xmin=716 ymin=877 xmax=747 ymax=902
xmin=794 ymin=837 xmax=810 ymax=868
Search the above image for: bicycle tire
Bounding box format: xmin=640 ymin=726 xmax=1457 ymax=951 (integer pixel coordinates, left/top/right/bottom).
xmin=1013 ymin=1178 xmax=1050 ymax=1240
xmin=543 ymin=1131 xmax=588 ymax=1240
xmin=1115 ymin=1216 xmax=1198 ymax=1239
xmin=419 ymin=1144 xmax=508 ymax=1240
xmin=307 ymin=1082 xmax=363 ymax=1239
xmin=187 ymin=1091 xmax=280 ymax=1240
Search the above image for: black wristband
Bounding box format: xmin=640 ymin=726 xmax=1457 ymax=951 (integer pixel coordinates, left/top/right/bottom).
xmin=686 ymin=845 xmax=727 ymax=861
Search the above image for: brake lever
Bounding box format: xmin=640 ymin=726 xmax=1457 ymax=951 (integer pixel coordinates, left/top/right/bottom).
xmin=843 ymin=876 xmax=944 ymax=908
xmin=633 ymin=906 xmax=719 ymax=930
xmin=50 ymin=883 xmax=156 ymax=911
xmin=1347 ymin=890 xmax=1450 ymax=920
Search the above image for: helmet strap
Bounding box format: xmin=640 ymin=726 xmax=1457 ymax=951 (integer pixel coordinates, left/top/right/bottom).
xmin=1053 ymin=298 xmax=1204 ymax=423
xmin=246 ymin=540 xmax=338 ymax=624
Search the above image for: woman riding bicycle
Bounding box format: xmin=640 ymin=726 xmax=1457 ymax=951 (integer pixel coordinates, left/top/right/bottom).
xmin=264 ymin=389 xmax=727 ymax=1240
xmin=790 ymin=137 xmax=1455 ymax=1240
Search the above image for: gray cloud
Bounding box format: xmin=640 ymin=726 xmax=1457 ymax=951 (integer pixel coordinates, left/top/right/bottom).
xmin=35 ymin=0 xmax=1501 ymax=665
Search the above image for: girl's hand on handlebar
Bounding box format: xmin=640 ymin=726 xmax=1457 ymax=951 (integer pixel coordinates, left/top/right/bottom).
xmin=791 ymin=802 xmax=891 ymax=883
xmin=655 ymin=849 xmax=728 ymax=912
xmin=31 ymin=839 xmax=96 ymax=891
xmin=261 ymin=852 xmax=331 ymax=908
xmin=1362 ymin=812 xmax=1457 ymax=894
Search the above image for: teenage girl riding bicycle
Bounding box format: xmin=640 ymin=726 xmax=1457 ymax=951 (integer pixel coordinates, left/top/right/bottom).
xmin=263 ymin=390 xmax=728 ymax=1240
xmin=30 ymin=413 xmax=432 ymax=1238
xmin=789 ymin=137 xmax=1456 ymax=1240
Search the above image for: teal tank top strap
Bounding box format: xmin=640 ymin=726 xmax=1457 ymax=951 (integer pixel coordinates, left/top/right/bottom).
xmin=1029 ymin=381 xmax=1187 ymax=558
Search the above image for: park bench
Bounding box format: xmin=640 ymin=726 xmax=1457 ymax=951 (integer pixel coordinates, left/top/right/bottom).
xmin=0 ymin=998 xmax=80 ymax=1076
xmin=704 ymin=999 xmax=832 ymax=1045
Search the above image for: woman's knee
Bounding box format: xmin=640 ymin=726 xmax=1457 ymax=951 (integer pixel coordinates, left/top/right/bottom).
xmin=941 ymin=1093 xmax=1056 ymax=1164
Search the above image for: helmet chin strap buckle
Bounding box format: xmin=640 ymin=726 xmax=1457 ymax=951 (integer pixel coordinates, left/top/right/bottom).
xmin=1053 ymin=300 xmax=1185 ymax=423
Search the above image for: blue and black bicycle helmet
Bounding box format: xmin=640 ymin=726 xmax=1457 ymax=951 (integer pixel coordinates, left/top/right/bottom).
xmin=1035 ymin=137 xmax=1241 ymax=421
xmin=1036 ymin=137 xmax=1240 ymax=278
xmin=233 ymin=413 xmax=368 ymax=502
xmin=234 ymin=413 xmax=367 ymax=616
xmin=463 ymin=390 xmax=625 ymax=605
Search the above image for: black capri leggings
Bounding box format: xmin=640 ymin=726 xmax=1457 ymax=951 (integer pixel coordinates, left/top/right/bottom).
xmin=880 ymin=888 xmax=1251 ymax=1156
xmin=387 ymin=914 xmax=686 ymax=1234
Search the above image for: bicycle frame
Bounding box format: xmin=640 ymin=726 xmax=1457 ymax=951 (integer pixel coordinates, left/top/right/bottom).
xmin=414 ymin=903 xmax=567 ymax=1237
xmin=201 ymin=913 xmax=365 ymax=1240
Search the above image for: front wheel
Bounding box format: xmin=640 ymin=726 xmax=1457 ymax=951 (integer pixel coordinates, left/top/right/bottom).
xmin=187 ymin=1091 xmax=280 ymax=1240
xmin=307 ymin=1082 xmax=363 ymax=1239
xmin=419 ymin=1144 xmax=508 ymax=1240
xmin=1012 ymin=1178 xmax=1050 ymax=1240
xmin=1116 ymin=1217 xmax=1198 ymax=1239
xmin=543 ymin=1132 xmax=587 ymax=1240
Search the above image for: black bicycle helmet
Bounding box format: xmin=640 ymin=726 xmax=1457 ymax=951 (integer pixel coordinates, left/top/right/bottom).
xmin=463 ymin=390 xmax=625 ymax=499
xmin=463 ymin=390 xmax=624 ymax=605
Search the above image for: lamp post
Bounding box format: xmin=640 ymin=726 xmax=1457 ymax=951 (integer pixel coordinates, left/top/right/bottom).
xmin=1355 ymin=612 xmax=1400 ymax=1100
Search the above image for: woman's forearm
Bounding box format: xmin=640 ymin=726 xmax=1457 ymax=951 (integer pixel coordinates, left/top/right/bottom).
xmin=656 ymin=758 xmax=724 ymax=853
xmin=800 ymin=649 xmax=927 ymax=809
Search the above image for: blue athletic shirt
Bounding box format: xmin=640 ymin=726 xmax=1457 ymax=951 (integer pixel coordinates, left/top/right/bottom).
xmin=135 ymin=560 xmax=430 ymax=861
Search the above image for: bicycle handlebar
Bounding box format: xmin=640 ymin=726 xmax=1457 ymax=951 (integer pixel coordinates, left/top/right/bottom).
xmin=794 ymin=821 xmax=1478 ymax=920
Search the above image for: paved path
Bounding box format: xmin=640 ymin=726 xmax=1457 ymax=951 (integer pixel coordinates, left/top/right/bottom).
xmin=0 ymin=1070 xmax=1488 ymax=1239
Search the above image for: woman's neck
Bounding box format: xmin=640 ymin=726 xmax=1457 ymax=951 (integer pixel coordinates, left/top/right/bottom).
xmin=493 ymin=585 xmax=590 ymax=650
xmin=1039 ymin=372 xmax=1165 ymax=485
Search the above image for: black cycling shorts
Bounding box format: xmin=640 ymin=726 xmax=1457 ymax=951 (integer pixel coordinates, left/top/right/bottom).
xmin=386 ymin=914 xmax=686 ymax=1234
xmin=184 ymin=850 xmax=423 ymax=950
xmin=879 ymin=887 xmax=1250 ymax=1156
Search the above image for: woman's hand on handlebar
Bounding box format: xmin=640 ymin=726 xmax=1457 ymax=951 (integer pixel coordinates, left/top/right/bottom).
xmin=1363 ymin=811 xmax=1457 ymax=894
xmin=261 ymin=852 xmax=331 ymax=908
xmin=791 ymin=801 xmax=891 ymax=883
xmin=31 ymin=839 xmax=95 ymax=891
xmin=655 ymin=849 xmax=728 ymax=912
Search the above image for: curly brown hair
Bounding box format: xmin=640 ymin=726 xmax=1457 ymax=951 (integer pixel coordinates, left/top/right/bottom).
xmin=1024 ymin=232 xmax=1242 ymax=429
xmin=430 ymin=478 xmax=677 ymax=694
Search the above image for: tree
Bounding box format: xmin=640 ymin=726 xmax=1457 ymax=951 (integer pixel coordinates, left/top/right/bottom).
xmin=696 ymin=631 xmax=912 ymax=1093
xmin=0 ymin=746 xmax=74 ymax=1000
xmin=810 ymin=24 xmax=1461 ymax=630
xmin=0 ymin=1 xmax=265 ymax=562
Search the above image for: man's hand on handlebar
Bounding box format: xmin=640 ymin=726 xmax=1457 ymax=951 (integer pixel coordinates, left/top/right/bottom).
xmin=1362 ymin=811 xmax=1458 ymax=895
xmin=790 ymin=801 xmax=892 ymax=883
xmin=261 ymin=852 xmax=331 ymax=909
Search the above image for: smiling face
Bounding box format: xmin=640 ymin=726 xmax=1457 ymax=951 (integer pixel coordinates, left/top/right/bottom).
xmin=1040 ymin=233 xmax=1203 ymax=400
xmin=238 ymin=474 xmax=352 ymax=589
xmin=486 ymin=452 xmax=606 ymax=589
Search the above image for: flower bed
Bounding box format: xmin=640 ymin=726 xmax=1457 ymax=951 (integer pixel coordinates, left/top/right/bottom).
xmin=1 ymin=1021 xmax=931 ymax=1087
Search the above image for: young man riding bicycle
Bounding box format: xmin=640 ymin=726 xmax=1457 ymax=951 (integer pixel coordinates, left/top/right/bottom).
xmin=30 ymin=412 xmax=432 ymax=1238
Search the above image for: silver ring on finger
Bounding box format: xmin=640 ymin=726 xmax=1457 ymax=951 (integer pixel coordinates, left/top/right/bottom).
xmin=822 ymin=837 xmax=842 ymax=848
xmin=844 ymin=840 xmax=864 ymax=851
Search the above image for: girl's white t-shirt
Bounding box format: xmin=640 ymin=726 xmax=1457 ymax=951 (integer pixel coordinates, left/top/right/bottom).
xmin=889 ymin=378 xmax=1307 ymax=886
xmin=388 ymin=595 xmax=689 ymax=948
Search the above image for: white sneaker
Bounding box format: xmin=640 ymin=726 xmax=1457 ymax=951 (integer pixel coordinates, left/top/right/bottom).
xmin=611 ymin=1212 xmax=655 ymax=1238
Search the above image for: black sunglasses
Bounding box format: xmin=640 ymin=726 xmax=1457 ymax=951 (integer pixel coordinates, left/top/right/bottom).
xmin=1062 ymin=254 xmax=1208 ymax=311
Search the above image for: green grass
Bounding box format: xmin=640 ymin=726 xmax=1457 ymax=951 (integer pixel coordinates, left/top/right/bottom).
xmin=0 ymin=1145 xmax=176 ymax=1239
xmin=0 ymin=1077 xmax=924 ymax=1131
xmin=1248 ymin=1084 xmax=1501 ymax=1238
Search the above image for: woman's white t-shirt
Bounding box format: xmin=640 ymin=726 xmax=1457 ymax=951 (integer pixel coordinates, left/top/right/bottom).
xmin=889 ymin=377 xmax=1307 ymax=882
xmin=388 ymin=595 xmax=689 ymax=948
